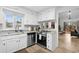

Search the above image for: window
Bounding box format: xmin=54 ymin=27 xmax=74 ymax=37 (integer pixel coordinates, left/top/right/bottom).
xmin=15 ymin=15 xmax=23 ymax=30
xmin=3 ymin=9 xmax=24 ymax=30
xmin=5 ymin=14 xmax=13 ymax=28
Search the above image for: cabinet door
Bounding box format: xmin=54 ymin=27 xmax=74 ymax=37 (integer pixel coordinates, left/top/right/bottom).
xmin=6 ymin=38 xmax=18 ymax=53
xmin=47 ymin=44 xmax=53 ymax=51
xmin=47 ymin=33 xmax=52 ymax=50
xmin=47 ymin=32 xmax=57 ymax=51
xmin=0 ymin=40 xmax=6 ymax=53
xmin=47 ymin=32 xmax=56 ymax=51
xmin=18 ymin=36 xmax=27 ymax=50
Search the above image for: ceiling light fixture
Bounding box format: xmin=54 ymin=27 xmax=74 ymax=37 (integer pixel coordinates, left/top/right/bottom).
xmin=68 ymin=10 xmax=71 ymax=19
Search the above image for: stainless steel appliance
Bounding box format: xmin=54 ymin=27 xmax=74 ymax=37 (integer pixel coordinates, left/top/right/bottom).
xmin=27 ymin=32 xmax=36 ymax=47
xmin=37 ymin=31 xmax=47 ymax=47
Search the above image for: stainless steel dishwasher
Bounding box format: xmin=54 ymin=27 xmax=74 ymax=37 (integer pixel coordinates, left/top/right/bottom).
xmin=27 ymin=32 xmax=36 ymax=47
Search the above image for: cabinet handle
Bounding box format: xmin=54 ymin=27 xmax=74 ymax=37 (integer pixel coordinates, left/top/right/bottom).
xmin=16 ymin=40 xmax=18 ymax=42
xmin=3 ymin=43 xmax=5 ymax=46
xmin=19 ymin=40 xmax=20 ymax=42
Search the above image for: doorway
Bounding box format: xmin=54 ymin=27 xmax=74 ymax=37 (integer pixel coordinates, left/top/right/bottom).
xmin=54 ymin=10 xmax=79 ymax=53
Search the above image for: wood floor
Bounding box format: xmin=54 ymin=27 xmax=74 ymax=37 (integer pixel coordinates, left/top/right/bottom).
xmin=16 ymin=34 xmax=79 ymax=53
xmin=15 ymin=44 xmax=51 ymax=53
xmin=53 ymin=34 xmax=79 ymax=53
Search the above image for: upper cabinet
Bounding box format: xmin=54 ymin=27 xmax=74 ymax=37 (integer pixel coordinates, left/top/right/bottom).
xmin=24 ymin=13 xmax=38 ymax=25
xmin=39 ymin=8 xmax=55 ymax=21
xmin=38 ymin=20 xmax=56 ymax=31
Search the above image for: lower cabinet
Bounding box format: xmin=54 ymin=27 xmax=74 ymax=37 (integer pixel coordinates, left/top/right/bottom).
xmin=0 ymin=40 xmax=6 ymax=53
xmin=18 ymin=36 xmax=27 ymax=50
xmin=47 ymin=31 xmax=57 ymax=51
xmin=6 ymin=38 xmax=19 ymax=53
xmin=47 ymin=32 xmax=53 ymax=50
xmin=0 ymin=34 xmax=27 ymax=53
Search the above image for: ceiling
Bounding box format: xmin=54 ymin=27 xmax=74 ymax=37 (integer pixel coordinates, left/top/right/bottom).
xmin=20 ymin=6 xmax=79 ymax=18
xmin=22 ymin=6 xmax=55 ymax=12
xmin=59 ymin=8 xmax=79 ymax=20
xmin=22 ymin=6 xmax=78 ymax=13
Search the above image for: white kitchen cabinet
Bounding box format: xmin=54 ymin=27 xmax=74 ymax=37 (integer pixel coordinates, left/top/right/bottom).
xmin=24 ymin=13 xmax=38 ymax=25
xmin=6 ymin=38 xmax=19 ymax=53
xmin=46 ymin=9 xmax=55 ymax=20
xmin=39 ymin=8 xmax=55 ymax=21
xmin=18 ymin=36 xmax=27 ymax=50
xmin=0 ymin=40 xmax=6 ymax=53
xmin=6 ymin=34 xmax=27 ymax=53
xmin=47 ymin=32 xmax=53 ymax=50
xmin=47 ymin=31 xmax=57 ymax=51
